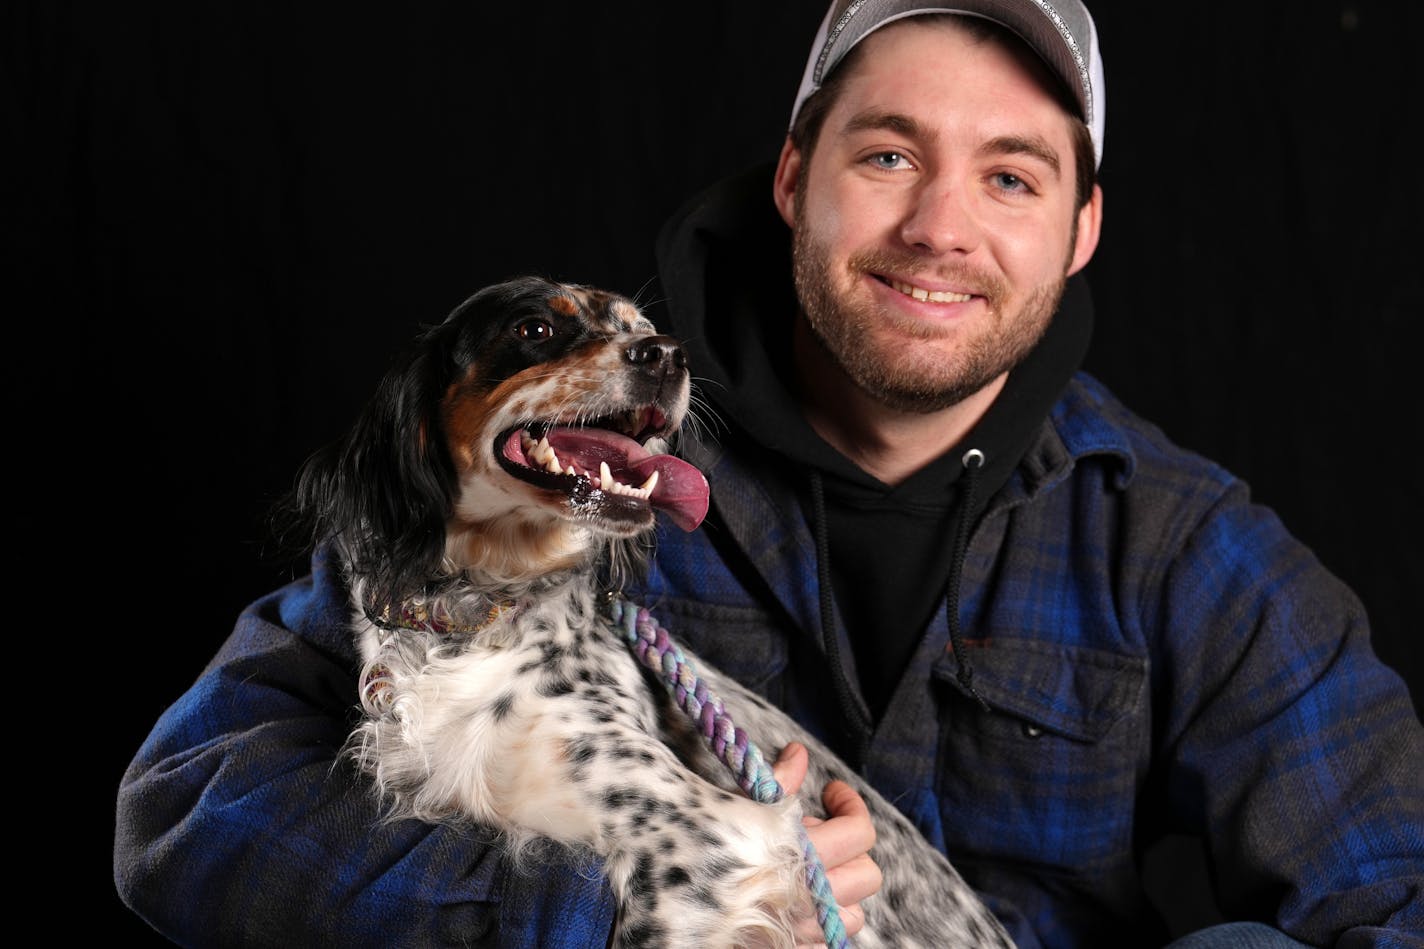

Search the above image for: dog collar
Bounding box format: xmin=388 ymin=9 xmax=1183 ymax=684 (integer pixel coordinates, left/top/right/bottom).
xmin=368 ymin=594 xmax=520 ymax=636
xmin=360 ymin=595 xmax=521 ymax=718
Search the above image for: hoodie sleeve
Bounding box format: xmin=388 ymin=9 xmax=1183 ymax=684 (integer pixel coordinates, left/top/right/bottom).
xmin=112 ymin=572 xmax=616 ymax=948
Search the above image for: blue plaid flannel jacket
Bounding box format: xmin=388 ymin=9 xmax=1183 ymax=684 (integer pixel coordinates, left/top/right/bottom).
xmin=115 ymin=372 xmax=1423 ymax=948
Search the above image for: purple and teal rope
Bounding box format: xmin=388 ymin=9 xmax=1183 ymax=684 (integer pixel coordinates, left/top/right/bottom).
xmin=609 ymin=596 xmax=851 ymax=949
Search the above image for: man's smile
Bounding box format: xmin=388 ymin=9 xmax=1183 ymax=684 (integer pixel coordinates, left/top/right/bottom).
xmin=883 ymin=277 xmax=974 ymax=303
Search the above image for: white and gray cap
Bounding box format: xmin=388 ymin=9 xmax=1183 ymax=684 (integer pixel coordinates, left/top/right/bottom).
xmin=789 ymin=0 xmax=1106 ymax=168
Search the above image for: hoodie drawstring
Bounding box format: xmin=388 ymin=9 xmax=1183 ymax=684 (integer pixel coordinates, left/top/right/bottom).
xmin=808 ymin=448 xmax=991 ymax=764
xmin=947 ymin=450 xmax=990 ymax=712
xmin=810 ymin=469 xmax=873 ymax=766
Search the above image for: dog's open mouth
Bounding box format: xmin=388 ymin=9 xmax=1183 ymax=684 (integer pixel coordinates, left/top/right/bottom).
xmin=497 ymin=413 xmax=709 ymax=532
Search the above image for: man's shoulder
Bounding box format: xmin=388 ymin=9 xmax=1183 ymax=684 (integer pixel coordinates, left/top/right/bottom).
xmin=1051 ymin=372 xmax=1238 ymax=499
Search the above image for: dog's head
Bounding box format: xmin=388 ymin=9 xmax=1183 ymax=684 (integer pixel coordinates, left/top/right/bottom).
xmin=280 ymin=276 xmax=709 ymax=602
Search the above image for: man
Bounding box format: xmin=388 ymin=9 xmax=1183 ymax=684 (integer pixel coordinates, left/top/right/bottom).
xmin=115 ymin=2 xmax=1423 ymax=946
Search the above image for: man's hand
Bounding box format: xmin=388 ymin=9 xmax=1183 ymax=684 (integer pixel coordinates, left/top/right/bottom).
xmin=772 ymin=742 xmax=883 ymax=946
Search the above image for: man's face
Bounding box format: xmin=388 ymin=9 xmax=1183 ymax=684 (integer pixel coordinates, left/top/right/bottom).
xmin=774 ymin=18 xmax=1102 ymax=413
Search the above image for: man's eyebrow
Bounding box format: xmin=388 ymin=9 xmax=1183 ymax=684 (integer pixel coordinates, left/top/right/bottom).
xmin=979 ymin=135 xmax=1061 ymax=177
xmin=842 ymin=109 xmax=936 ymax=143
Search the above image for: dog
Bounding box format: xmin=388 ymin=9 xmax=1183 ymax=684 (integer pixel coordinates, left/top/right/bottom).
xmin=279 ymin=275 xmax=1015 ymax=948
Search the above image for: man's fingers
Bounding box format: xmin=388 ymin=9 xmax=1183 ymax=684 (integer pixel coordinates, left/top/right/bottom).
xmin=773 ymin=741 xmax=809 ymax=796
xmin=803 ymin=779 xmax=876 ymax=868
xmin=793 ymin=886 xmax=869 ymax=945
xmin=777 ymin=757 xmax=882 ymax=945
xmin=824 ymin=852 xmax=881 ymax=913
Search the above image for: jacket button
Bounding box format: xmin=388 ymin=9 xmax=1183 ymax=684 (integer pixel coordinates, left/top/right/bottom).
xmin=1022 ymin=722 xmax=1044 ymax=739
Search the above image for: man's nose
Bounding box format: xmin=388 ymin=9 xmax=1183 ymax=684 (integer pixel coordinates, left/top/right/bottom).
xmin=898 ymin=178 xmax=982 ymax=256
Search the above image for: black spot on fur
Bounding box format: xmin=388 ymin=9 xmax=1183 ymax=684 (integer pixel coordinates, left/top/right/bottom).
xmin=566 ymin=737 xmax=597 ymax=765
xmin=661 ymin=866 xmax=691 ymax=888
xmin=626 ymin=852 xmax=657 ymax=902
xmin=537 ymin=675 xmax=575 ymax=697
xmin=638 ymin=797 xmax=674 ymax=822
xmin=490 ymin=691 xmax=516 ymax=722
xmin=577 ymin=666 xmax=619 ymax=688
xmin=687 ymin=885 xmax=720 ymax=909
xmin=614 ymin=919 xmax=665 ymax=948
xmin=608 ymin=746 xmax=658 ymax=767
xmin=603 ymin=787 xmax=647 ymax=810
xmin=886 ymin=885 xmax=906 ymax=912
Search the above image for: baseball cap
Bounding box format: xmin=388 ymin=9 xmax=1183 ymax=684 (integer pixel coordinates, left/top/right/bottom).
xmin=788 ymin=0 xmax=1106 ymax=168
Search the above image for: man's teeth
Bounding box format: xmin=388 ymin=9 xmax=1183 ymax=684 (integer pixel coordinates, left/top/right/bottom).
xmin=519 ymin=432 xmax=658 ymax=499
xmin=888 ymin=279 xmax=972 ymax=303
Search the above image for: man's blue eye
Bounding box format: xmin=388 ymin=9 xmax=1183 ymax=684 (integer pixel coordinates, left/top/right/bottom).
xmin=871 ymin=152 xmax=904 ymax=169
xmin=994 ymin=172 xmax=1028 ymax=192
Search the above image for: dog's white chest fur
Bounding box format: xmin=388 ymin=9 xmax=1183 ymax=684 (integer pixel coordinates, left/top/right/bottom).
xmin=349 ymin=576 xmax=822 ymax=947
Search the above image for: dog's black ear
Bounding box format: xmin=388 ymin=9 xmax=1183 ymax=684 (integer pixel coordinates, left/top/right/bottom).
xmin=272 ymin=325 xmax=460 ymax=604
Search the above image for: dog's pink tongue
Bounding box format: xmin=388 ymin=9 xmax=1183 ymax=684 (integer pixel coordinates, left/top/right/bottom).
xmin=624 ymin=453 xmax=709 ymax=532
xmin=548 ymin=429 xmax=709 ymax=532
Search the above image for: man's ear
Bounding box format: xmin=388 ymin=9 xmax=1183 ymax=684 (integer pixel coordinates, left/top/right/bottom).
xmin=772 ymin=136 xmax=802 ymax=228
xmin=1066 ymin=183 xmax=1103 ymax=277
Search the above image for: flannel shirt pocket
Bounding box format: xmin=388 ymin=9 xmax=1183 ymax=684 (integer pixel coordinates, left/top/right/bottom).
xmin=932 ymin=636 xmax=1148 ymax=876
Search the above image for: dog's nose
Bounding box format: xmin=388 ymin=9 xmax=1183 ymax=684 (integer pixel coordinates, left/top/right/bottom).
xmin=625 ymin=335 xmax=687 ymax=377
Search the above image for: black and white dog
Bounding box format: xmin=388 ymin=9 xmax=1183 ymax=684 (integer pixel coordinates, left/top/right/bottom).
xmin=281 ymin=276 xmax=1014 ymax=948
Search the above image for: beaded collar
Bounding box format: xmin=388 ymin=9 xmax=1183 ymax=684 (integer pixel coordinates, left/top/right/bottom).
xmin=367 ymin=594 xmax=521 ymax=636
xmin=360 ymin=593 xmax=520 ymax=717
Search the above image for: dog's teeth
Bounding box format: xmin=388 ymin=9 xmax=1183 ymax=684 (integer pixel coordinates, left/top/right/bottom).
xmin=543 ymin=448 xmax=564 ymax=474
xmin=638 ymin=470 xmax=659 ymax=496
xmin=527 ymin=436 xmax=555 ymax=467
xmin=599 ymin=462 xmax=614 ymax=492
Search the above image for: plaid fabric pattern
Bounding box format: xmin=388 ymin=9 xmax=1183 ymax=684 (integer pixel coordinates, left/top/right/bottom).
xmin=114 ymin=373 xmax=1423 ymax=947
xmin=631 ymin=372 xmax=1423 ymax=948
xmin=115 ymin=551 xmax=618 ymax=948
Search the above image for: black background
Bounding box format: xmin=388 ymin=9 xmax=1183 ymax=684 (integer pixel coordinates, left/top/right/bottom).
xmin=10 ymin=1 xmax=1421 ymax=943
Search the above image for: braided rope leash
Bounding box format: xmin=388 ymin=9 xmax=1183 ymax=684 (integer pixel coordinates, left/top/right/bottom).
xmin=608 ymin=596 xmax=851 ymax=949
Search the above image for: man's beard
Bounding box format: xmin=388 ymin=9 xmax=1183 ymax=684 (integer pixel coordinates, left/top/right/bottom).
xmin=791 ymin=205 xmax=1067 ymax=414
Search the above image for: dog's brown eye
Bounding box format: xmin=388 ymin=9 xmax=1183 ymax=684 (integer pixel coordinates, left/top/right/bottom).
xmin=516 ymin=320 xmax=554 ymax=341
xmin=515 ymin=319 xmax=555 ymax=342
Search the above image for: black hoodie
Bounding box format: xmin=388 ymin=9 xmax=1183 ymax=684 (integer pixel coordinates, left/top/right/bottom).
xmin=654 ymin=161 xmax=1093 ymax=746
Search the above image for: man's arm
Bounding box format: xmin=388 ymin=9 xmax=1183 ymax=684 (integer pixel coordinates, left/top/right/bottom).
xmin=1153 ymin=495 xmax=1423 ymax=945
xmin=113 ymin=576 xmax=616 ymax=948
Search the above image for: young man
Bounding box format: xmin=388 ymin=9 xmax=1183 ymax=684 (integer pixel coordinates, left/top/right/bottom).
xmin=115 ymin=2 xmax=1423 ymax=946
